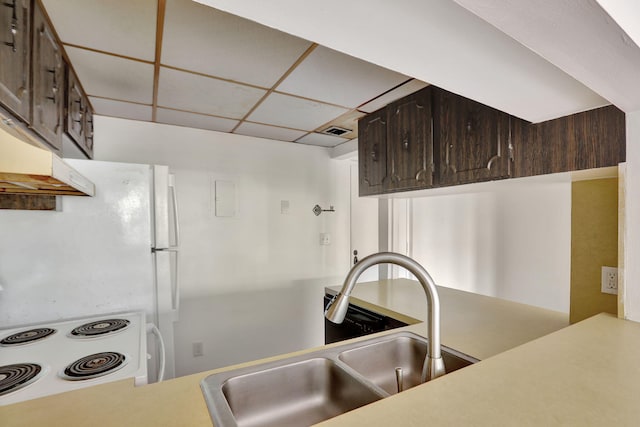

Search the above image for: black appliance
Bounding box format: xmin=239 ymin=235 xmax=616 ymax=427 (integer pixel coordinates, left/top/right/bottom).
xmin=323 ymin=293 xmax=408 ymax=344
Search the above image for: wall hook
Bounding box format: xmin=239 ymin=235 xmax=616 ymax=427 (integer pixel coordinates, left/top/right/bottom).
xmin=313 ymin=204 xmax=335 ymax=216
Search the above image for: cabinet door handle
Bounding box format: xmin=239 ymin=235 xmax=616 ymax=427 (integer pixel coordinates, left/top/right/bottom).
xmin=46 ymin=68 xmax=58 ymax=101
xmin=371 ymin=148 xmax=378 ymax=162
xmin=3 ymin=0 xmax=17 ymax=52
xmin=403 ymin=132 xmax=409 ymax=150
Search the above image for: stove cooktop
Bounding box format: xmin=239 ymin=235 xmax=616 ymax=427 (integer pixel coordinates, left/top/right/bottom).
xmin=0 ymin=312 xmax=147 ymax=406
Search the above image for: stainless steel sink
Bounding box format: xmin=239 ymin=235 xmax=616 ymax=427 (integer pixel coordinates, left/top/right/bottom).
xmin=338 ymin=334 xmax=477 ymax=395
xmin=219 ymin=358 xmax=383 ymax=427
xmin=201 ymin=332 xmax=478 ymax=427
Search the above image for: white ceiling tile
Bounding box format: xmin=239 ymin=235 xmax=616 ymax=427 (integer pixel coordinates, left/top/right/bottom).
xmin=90 ymin=98 xmax=152 ymax=121
xmin=359 ymin=80 xmax=430 ymax=113
xmin=235 ymin=122 xmax=307 ymax=142
xmin=296 ymin=133 xmax=348 ymax=148
xmin=156 ymin=108 xmax=238 ymax=132
xmin=247 ymin=93 xmax=349 ymax=131
xmin=277 ymin=45 xmax=410 ymax=108
xmin=157 ymin=67 xmax=266 ymax=119
xmin=66 ymin=47 xmax=154 ymax=104
xmin=162 ymin=0 xmax=313 ymax=87
xmin=41 ymin=0 xmax=157 ymax=61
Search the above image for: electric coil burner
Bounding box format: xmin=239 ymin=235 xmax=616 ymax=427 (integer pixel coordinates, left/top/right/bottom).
xmin=0 ymin=328 xmax=57 ymax=346
xmin=70 ymin=319 xmax=130 ymax=338
xmin=0 ymin=363 xmax=43 ymax=396
xmin=61 ymin=352 xmax=128 ymax=381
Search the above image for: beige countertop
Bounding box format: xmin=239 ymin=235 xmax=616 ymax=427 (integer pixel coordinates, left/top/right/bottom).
xmin=327 ymin=279 xmax=569 ymax=360
xmin=6 ymin=279 xmax=634 ymax=427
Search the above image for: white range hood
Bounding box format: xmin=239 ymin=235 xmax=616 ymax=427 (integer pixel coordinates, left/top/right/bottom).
xmin=0 ymin=126 xmax=95 ymax=197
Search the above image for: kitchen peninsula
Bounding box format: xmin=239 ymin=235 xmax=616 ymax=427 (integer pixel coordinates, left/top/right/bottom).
xmin=4 ymin=280 xmax=639 ymax=426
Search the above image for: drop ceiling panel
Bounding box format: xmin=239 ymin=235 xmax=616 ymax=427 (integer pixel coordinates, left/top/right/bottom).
xmin=248 ymin=93 xmax=349 ymax=131
xmin=41 ymin=0 xmax=157 ymax=61
xmin=156 ymin=108 xmax=238 ymax=132
xmin=235 ymin=122 xmax=307 ymax=142
xmin=360 ymin=80 xmax=430 ymax=113
xmin=297 ymin=133 xmax=348 ymax=148
xmin=66 ymin=47 xmax=154 ymax=104
xmin=90 ymin=98 xmax=152 ymax=121
xmin=277 ymin=46 xmax=410 ymax=108
xmin=162 ymin=0 xmax=313 ymax=87
xmin=157 ymin=67 xmax=267 ymax=119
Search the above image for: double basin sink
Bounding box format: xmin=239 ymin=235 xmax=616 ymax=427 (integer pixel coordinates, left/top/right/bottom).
xmin=200 ymin=331 xmax=478 ymax=427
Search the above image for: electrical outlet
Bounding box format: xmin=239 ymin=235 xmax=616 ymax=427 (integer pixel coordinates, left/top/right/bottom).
xmin=193 ymin=341 xmax=204 ymax=357
xmin=601 ymin=266 xmax=618 ymax=295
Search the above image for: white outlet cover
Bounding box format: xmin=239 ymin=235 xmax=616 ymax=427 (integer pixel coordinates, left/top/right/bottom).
xmin=601 ymin=266 xmax=618 ymax=295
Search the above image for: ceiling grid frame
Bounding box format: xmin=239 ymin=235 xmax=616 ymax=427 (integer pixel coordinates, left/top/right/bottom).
xmin=39 ymin=0 xmax=423 ymax=147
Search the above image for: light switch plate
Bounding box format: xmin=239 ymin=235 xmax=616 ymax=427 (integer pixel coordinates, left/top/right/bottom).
xmin=320 ymin=233 xmax=331 ymax=245
xmin=601 ymin=266 xmax=618 ymax=295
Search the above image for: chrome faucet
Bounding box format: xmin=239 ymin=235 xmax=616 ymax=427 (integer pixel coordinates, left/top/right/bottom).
xmin=325 ymin=252 xmax=446 ymax=382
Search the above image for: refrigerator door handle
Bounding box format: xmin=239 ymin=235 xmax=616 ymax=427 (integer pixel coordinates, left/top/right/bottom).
xmin=151 ymin=247 xmax=179 ymax=253
xmin=169 ymin=174 xmax=180 ymax=247
xmin=151 ymin=247 xmax=180 ymax=317
xmin=173 ymin=250 xmax=180 ymax=316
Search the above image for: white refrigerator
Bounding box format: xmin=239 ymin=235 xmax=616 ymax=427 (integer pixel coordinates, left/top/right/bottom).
xmin=0 ymin=160 xmax=180 ymax=380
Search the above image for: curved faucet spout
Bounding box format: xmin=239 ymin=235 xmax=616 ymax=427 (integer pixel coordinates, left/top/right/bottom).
xmin=325 ymin=252 xmax=446 ymax=382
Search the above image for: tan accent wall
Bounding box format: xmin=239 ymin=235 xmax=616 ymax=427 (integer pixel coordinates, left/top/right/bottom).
xmin=570 ymin=178 xmax=618 ymax=323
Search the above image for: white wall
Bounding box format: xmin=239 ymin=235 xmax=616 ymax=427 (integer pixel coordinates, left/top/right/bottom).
xmin=94 ymin=116 xmax=352 ymax=374
xmin=391 ymin=177 xmax=572 ymax=313
xmin=624 ymin=111 xmax=640 ymax=321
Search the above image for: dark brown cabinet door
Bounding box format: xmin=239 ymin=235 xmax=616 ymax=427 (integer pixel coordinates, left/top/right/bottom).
xmin=32 ymin=3 xmax=64 ymax=150
xmin=66 ymin=68 xmax=85 ymax=143
xmin=512 ymin=105 xmax=625 ymax=178
xmin=358 ymin=108 xmax=388 ymax=196
xmin=0 ymin=0 xmax=31 ymax=121
xmin=83 ymin=106 xmax=94 ymax=158
xmin=387 ymin=87 xmax=433 ymax=191
xmin=65 ymin=66 xmax=93 ymax=158
xmin=433 ymin=88 xmax=510 ymax=186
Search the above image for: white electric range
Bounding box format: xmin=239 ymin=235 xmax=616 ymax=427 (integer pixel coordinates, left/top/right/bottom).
xmin=0 ymin=311 xmax=148 ymax=406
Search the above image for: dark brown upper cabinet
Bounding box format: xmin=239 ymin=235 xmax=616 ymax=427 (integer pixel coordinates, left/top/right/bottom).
xmin=387 ymin=87 xmax=433 ymax=192
xmin=359 ymin=86 xmax=433 ymax=196
xmin=66 ymin=66 xmax=94 ymax=158
xmin=358 ymin=107 xmax=388 ymax=196
xmin=512 ymin=105 xmax=625 ymax=178
xmin=0 ymin=0 xmax=31 ymax=122
xmin=358 ymin=86 xmax=625 ymax=196
xmin=32 ymin=1 xmax=64 ymax=151
xmin=433 ymin=87 xmax=510 ymax=186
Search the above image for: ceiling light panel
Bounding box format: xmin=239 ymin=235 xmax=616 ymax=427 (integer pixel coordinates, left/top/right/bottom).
xmin=235 ymin=122 xmax=308 ymax=142
xmin=41 ymin=0 xmax=157 ymax=61
xmin=157 ymin=67 xmax=266 ymax=119
xmin=296 ymin=132 xmax=348 ymax=148
xmin=162 ymin=0 xmax=313 ymax=87
xmin=156 ymin=108 xmax=238 ymax=133
xmin=276 ymin=45 xmax=410 ymax=108
xmin=248 ymin=93 xmax=349 ymax=131
xmin=89 ymin=98 xmax=152 ymax=121
xmin=66 ymin=47 xmax=154 ymax=104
